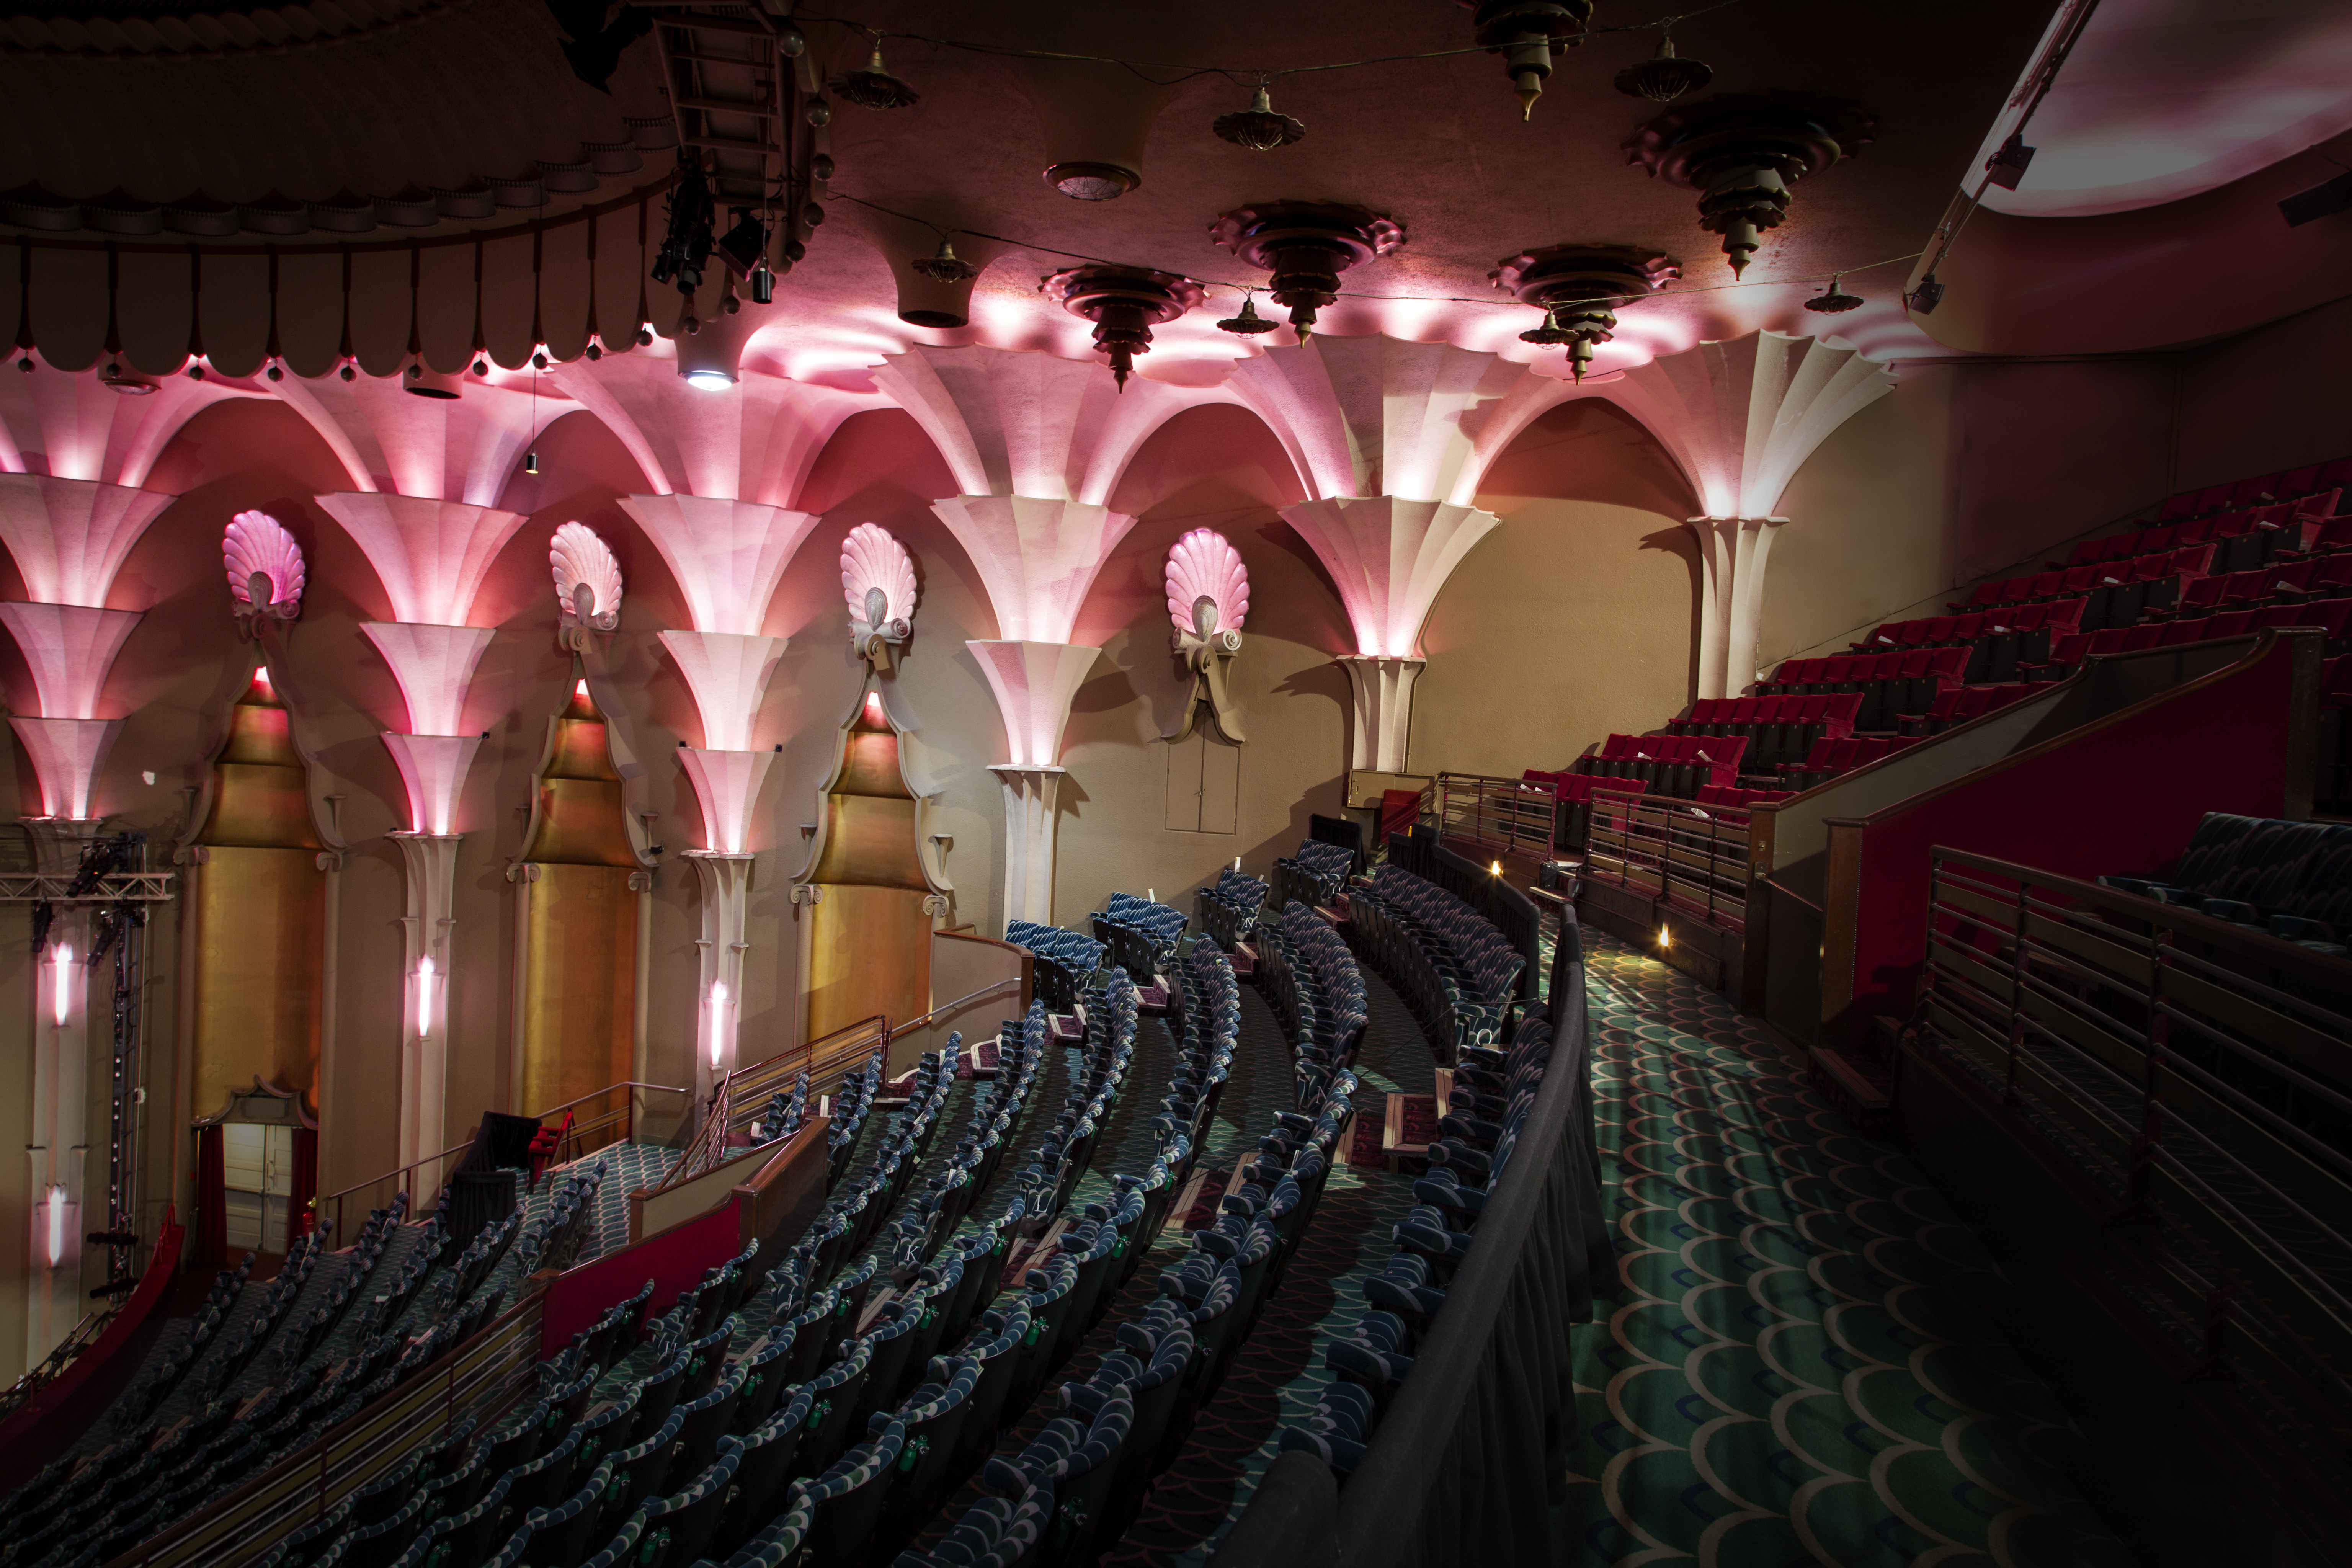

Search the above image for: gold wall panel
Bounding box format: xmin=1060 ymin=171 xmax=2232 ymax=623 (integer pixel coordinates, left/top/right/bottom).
xmin=807 ymin=884 xmax=930 ymax=1042
xmin=192 ymin=845 xmax=323 ymax=1116
xmin=518 ymin=862 xmax=637 ymax=1114
xmin=520 ymin=693 xmax=637 ymax=868
xmin=528 ymin=778 xmax=638 ymax=866
xmin=809 ymin=793 xmax=930 ymax=890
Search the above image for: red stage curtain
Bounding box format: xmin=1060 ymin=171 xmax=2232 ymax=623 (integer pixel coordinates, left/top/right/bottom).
xmin=289 ymin=1127 xmax=317 ymax=1243
xmin=195 ymin=1124 xmax=226 ymax=1268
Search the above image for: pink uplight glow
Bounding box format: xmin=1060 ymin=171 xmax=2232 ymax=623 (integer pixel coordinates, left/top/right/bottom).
xmin=707 ymin=979 xmax=732 ymax=1067
xmin=43 ymin=1185 xmax=67 ymax=1269
xmin=50 ymin=943 xmax=72 ymax=1027
xmin=678 ymin=747 xmax=776 ymax=854
xmin=415 ymin=954 xmax=436 ymax=1039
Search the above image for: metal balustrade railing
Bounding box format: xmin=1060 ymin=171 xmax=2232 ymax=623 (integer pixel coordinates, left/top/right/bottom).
xmin=122 ymin=1293 xmax=546 ymax=1567
xmin=1579 ymin=786 xmax=1754 ymax=931
xmin=654 ymin=978 xmax=1027 ymax=1195
xmin=1433 ymin=771 xmax=1558 ymax=861
xmin=1915 ymin=848 xmax=2352 ymax=1452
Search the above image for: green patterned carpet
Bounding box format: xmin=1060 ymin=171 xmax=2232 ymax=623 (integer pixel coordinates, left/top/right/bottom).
xmin=1566 ymin=937 xmax=2136 ymax=1568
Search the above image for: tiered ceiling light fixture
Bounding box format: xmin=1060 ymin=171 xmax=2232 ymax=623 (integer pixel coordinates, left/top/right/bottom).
xmin=1623 ymin=92 xmax=1877 ymax=277
xmin=1460 ymin=0 xmax=1596 ymax=120
xmin=1490 ymin=243 xmax=1681 ymax=379
xmin=1042 ymin=265 xmax=1206 ymax=390
xmin=1210 ymin=201 xmax=1405 ymax=341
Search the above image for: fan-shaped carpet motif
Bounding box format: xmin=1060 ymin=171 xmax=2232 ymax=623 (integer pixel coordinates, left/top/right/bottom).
xmin=1561 ymin=938 xmax=2135 ymax=1568
xmin=1104 ymin=932 xmax=2134 ymax=1566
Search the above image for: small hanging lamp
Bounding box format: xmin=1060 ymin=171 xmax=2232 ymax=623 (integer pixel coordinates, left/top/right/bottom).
xmin=1213 ymin=83 xmax=1305 ymax=151
xmin=1803 ymin=274 xmax=1863 ymax=313
xmin=911 ymin=237 xmax=978 ymax=284
xmin=1215 ymin=292 xmax=1279 ymax=335
xmin=831 ymin=38 xmax=919 ymax=110
xmin=1614 ymin=27 xmax=1713 ymax=102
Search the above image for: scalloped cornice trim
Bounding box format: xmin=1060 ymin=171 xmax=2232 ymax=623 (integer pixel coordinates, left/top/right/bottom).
xmin=0 ymin=0 xmax=463 ymax=58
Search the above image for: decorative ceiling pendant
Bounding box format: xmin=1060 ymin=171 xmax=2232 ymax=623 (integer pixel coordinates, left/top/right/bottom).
xmin=551 ymin=521 xmax=623 ymax=650
xmin=1214 ymin=84 xmax=1306 ymax=151
xmin=842 ymin=523 xmax=919 ymax=670
xmin=1041 ymin=265 xmax=1206 ymax=390
xmin=1215 ymin=291 xmax=1280 ymax=335
xmin=1490 ymin=243 xmax=1680 ymax=379
xmin=224 ymin=510 xmax=306 ymax=639
xmin=1623 ymin=93 xmax=1876 ymax=277
xmin=910 ymin=237 xmax=978 ymax=284
xmin=1164 ymin=528 xmax=1250 ymax=743
xmin=1614 ymin=27 xmax=1712 ymax=101
xmin=1460 ymin=0 xmax=1596 ymax=120
xmin=1804 ymin=274 xmax=1864 ymax=313
xmin=1209 ymin=201 xmax=1405 ymax=341
xmin=830 ymin=42 xmax=920 ymax=111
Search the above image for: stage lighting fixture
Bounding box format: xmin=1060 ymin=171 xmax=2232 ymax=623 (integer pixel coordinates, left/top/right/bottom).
xmin=1983 ymin=133 xmax=2036 ymax=191
xmin=715 ymin=207 xmax=768 ymax=278
xmin=1906 ymin=273 xmax=1945 ymax=314
xmin=2281 ymin=170 xmax=2352 ymax=227
xmin=653 ymin=158 xmax=716 ymax=295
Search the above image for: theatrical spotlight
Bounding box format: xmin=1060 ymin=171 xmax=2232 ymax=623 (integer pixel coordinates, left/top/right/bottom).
xmin=715 ymin=207 xmax=768 ymax=279
xmin=652 ymin=157 xmax=716 ymax=296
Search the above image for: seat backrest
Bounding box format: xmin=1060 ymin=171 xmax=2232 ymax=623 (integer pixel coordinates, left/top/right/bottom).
xmin=2291 ymin=597 xmax=2352 ymax=637
xmin=1922 ymin=646 xmax=1970 ymax=680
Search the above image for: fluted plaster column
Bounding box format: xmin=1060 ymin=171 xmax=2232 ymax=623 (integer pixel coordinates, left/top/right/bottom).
xmin=1689 ymin=516 xmax=1785 ymax=699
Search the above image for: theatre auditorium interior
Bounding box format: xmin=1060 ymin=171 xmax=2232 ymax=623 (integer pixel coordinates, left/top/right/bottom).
xmin=3 ymin=1 xmax=2352 ymax=1565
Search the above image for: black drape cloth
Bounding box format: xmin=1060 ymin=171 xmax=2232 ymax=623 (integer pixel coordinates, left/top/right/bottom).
xmin=1310 ymin=812 xmax=1367 ymax=874
xmin=456 ymin=1111 xmax=540 ymax=1175
xmin=1217 ymin=909 xmax=1618 ymax=1568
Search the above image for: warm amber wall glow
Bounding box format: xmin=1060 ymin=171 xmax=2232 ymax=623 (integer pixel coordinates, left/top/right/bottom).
xmin=191 ymin=679 xmax=325 ymax=1116
xmin=192 ymin=847 xmax=324 ymax=1117
xmin=807 ymin=706 xmax=933 ymax=1038
xmin=518 ymin=862 xmax=637 ymax=1114
xmin=516 ymin=683 xmax=640 ymax=1113
xmin=806 ymin=883 xmax=930 ymax=1043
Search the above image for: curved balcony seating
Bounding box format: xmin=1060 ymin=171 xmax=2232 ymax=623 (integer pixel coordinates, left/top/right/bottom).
xmin=1258 ymin=900 xmax=1369 ymax=1106
xmin=1194 ymin=864 xmax=1269 ymax=951
xmin=1279 ymin=1009 xmax=1560 ymax=1480
xmin=1348 ymin=867 xmax=1523 ymax=1062
xmin=1003 ymin=921 xmax=1106 ymax=1013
